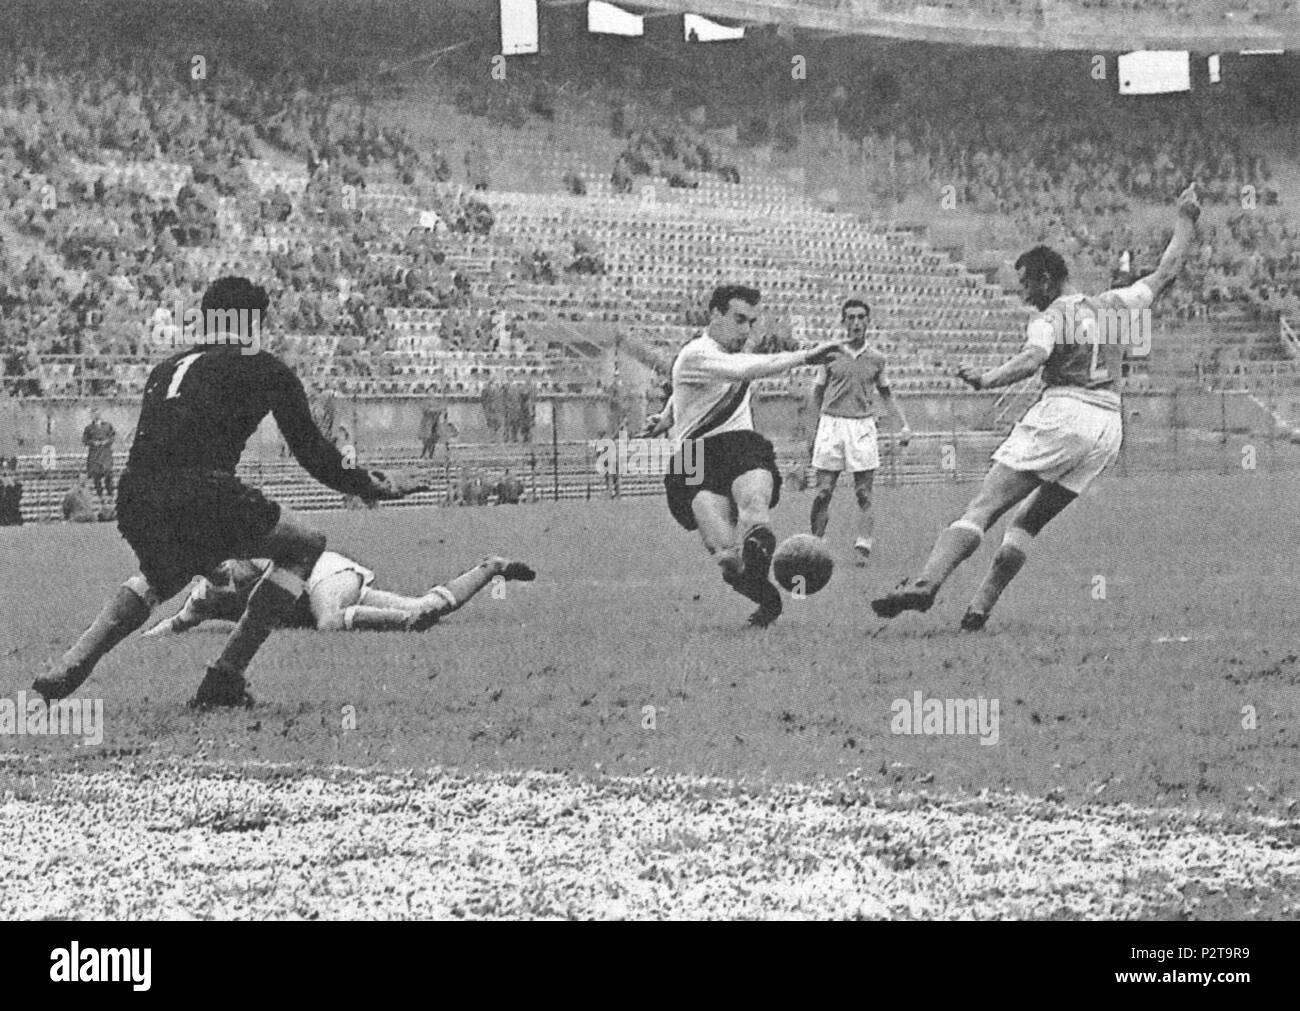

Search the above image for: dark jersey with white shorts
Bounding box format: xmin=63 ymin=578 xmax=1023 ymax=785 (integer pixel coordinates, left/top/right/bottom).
xmin=118 ymin=343 xmax=376 ymax=595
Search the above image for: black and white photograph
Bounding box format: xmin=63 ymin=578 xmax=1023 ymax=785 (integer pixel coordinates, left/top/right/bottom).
xmin=0 ymin=0 xmax=1294 ymax=959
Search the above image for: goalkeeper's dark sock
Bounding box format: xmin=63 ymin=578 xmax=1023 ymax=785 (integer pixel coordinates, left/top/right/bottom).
xmin=916 ymin=520 xmax=984 ymax=590
xmin=38 ymin=582 xmax=153 ymax=699
xmin=211 ymin=567 xmax=306 ymax=676
xmin=968 ymin=528 xmax=1031 ymax=618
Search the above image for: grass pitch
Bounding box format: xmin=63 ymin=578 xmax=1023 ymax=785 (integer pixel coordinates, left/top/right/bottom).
xmin=1 ymin=471 xmax=1297 ymax=918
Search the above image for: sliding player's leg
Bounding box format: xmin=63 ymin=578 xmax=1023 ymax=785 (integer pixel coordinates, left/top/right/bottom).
xmin=144 ymin=560 xmax=267 ymax=637
xmin=191 ymin=507 xmax=325 ymax=708
xmin=809 ymin=469 xmax=838 ymax=539
xmin=961 ymin=482 xmax=1077 ymax=630
xmin=872 ymin=462 xmax=1039 ymax=618
xmin=406 ymin=555 xmax=536 ymax=631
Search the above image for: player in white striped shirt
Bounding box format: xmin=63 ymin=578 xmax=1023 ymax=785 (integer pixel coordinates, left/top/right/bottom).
xmin=659 ymin=285 xmax=844 ymax=626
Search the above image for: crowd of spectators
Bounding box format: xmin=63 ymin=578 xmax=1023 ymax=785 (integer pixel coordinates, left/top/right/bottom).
xmin=870 ymin=0 xmax=1293 ymax=23
xmin=479 ymin=377 xmax=536 ymax=443
xmin=0 ymin=39 xmax=553 ymax=398
xmin=612 ymin=124 xmax=740 ymax=195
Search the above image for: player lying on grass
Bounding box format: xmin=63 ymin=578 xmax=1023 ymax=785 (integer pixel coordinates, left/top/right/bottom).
xmin=872 ymin=182 xmax=1200 ymax=629
xmin=34 ymin=277 xmax=424 ymax=709
xmin=659 ymin=284 xmax=845 ymax=626
xmin=143 ymin=551 xmax=535 ymax=636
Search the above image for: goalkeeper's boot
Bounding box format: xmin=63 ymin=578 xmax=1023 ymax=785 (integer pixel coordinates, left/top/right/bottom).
xmin=960 ymin=608 xmax=989 ymax=632
xmin=188 ymin=662 xmax=256 ymax=709
xmin=871 ymin=578 xmax=938 ymax=619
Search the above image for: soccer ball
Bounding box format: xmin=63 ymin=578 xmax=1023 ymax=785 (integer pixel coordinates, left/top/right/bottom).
xmin=772 ymin=534 xmax=834 ymax=596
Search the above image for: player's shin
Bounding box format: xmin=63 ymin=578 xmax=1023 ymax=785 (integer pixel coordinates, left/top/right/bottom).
xmin=968 ymin=528 xmax=1032 ymax=619
xmin=209 ymin=566 xmax=306 ymax=676
xmin=917 ymin=519 xmax=983 ymax=589
xmin=36 ymin=577 xmax=155 ymax=699
xmin=810 ymin=488 xmax=832 ymax=538
xmin=433 ymin=558 xmax=502 ymax=612
xmin=854 ymin=484 xmax=874 ymax=547
xmin=343 ymin=605 xmax=415 ymax=631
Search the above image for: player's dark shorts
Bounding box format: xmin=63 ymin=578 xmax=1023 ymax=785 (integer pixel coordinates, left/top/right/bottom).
xmin=664 ymin=429 xmax=782 ymax=531
xmin=116 ymin=467 xmax=282 ymax=596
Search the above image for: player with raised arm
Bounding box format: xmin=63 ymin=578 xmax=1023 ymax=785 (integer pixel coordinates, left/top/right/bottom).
xmin=808 ymin=298 xmax=911 ymax=564
xmin=872 ymin=183 xmax=1200 ymax=627
xmin=34 ymin=277 xmax=422 ymax=708
xmin=143 ymin=551 xmax=535 ymax=636
xmin=663 ymin=284 xmax=844 ymax=626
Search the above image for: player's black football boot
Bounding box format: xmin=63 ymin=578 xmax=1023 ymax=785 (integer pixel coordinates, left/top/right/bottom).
xmin=740 ymin=524 xmax=777 ymax=582
xmin=31 ymin=663 xmax=92 ymax=703
xmin=499 ymin=560 xmax=536 ymax=582
xmin=745 ymin=580 xmax=783 ymax=628
xmin=871 ymin=579 xmax=938 ymax=619
xmin=738 ymin=524 xmax=782 ymax=627
xmin=188 ymin=663 xmax=256 ymax=709
xmin=959 ymin=609 xmax=989 ymax=632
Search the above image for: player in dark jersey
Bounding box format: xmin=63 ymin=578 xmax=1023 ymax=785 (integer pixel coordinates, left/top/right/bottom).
xmin=34 ymin=277 xmax=416 ymax=708
xmin=872 ymin=183 xmax=1200 ymax=627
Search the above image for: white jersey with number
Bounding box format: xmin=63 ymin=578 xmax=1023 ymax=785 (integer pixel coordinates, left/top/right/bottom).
xmin=1023 ymin=279 xmax=1154 ymax=410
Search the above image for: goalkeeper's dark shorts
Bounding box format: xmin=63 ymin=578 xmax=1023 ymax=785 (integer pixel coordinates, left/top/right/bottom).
xmin=117 ymin=467 xmax=282 ymax=597
xmin=664 ymin=429 xmax=782 ymax=532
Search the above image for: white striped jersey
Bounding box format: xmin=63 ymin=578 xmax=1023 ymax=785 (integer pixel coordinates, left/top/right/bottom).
xmin=668 ymin=334 xmax=756 ymax=444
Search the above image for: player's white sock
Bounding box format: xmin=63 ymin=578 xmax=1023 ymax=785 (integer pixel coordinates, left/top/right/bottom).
xmin=343 ymin=605 xmax=414 ymax=631
xmin=917 ymin=520 xmax=982 ymax=588
xmin=969 ymin=528 xmax=1032 ymax=615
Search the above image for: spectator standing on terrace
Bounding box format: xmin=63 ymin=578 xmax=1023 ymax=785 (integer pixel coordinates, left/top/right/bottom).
xmin=420 ymin=392 xmax=444 ymax=458
xmin=311 ymin=385 xmax=338 ymax=443
xmin=62 ymin=476 xmax=99 ymax=523
xmin=0 ymin=460 xmax=23 ymax=527
xmin=495 ymin=469 xmax=523 ymax=505
xmin=516 ymin=379 xmax=535 ymax=443
xmin=481 ymin=376 xmax=502 ymax=441
xmin=465 ymin=140 xmax=490 ymax=192
xmin=82 ymin=408 xmax=117 ymax=501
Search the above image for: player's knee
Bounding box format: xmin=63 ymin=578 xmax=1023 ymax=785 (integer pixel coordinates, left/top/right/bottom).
xmin=316 ymin=608 xmax=347 ymax=632
xmin=121 ymin=574 xmax=161 ymax=609
xmin=853 ymin=486 xmax=872 ymax=510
